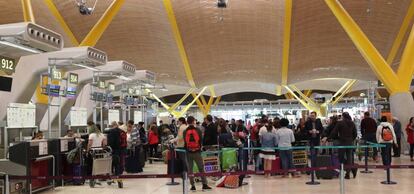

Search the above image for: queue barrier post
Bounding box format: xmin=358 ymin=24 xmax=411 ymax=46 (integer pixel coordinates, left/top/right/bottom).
xmin=306 ymin=145 xmax=320 ymax=185
xmin=182 ymin=150 xmax=189 ymax=194
xmin=381 ymin=145 xmax=397 ymax=185
xmin=361 ymin=141 xmax=373 ymax=174
xmin=340 ymin=163 xmax=345 ymax=194
xmin=166 ymin=144 xmax=180 ymax=186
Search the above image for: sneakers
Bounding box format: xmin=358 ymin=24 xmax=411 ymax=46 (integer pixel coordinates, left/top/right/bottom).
xmin=190 ymin=186 xmax=196 ymax=191
xmin=202 ymin=184 xmax=212 ymax=190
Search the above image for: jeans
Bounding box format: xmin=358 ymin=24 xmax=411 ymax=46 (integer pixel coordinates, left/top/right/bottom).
xmin=112 ymin=149 xmax=125 ymax=176
xmin=279 ymin=150 xmax=294 ymax=170
xmin=363 ymin=133 xmax=378 ymax=158
xmin=392 ymin=137 xmax=401 ymax=156
xmin=338 ymin=148 xmax=353 ymax=175
xmin=380 ymin=143 xmax=392 ymax=166
xmin=186 ymin=152 xmax=208 ymax=186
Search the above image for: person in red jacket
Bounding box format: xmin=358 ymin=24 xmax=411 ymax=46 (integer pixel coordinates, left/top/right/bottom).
xmin=406 ymin=117 xmax=414 ymax=161
xmin=148 ymin=125 xmax=159 ymax=158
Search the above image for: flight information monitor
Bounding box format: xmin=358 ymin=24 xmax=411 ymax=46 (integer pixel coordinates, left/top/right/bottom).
xmin=66 ymin=87 xmax=76 ymax=99
xmin=47 ymin=84 xmax=60 ymax=97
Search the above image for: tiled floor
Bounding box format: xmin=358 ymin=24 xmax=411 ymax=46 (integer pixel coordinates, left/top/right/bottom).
xmin=43 ymin=156 xmax=414 ymax=194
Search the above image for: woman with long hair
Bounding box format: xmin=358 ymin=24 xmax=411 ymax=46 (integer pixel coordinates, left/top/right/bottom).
xmin=259 ymin=119 xmax=277 ymax=177
xmin=406 ymin=117 xmax=414 ymax=161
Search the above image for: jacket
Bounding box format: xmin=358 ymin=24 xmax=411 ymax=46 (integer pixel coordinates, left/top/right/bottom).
xmin=376 ymin=122 xmax=397 ymax=144
xmin=304 ymin=118 xmax=324 ymax=140
xmin=203 ymin=123 xmax=218 ymax=146
xmin=107 ymin=127 xmax=122 ymax=150
xmin=330 ymin=120 xmax=357 ymax=146
xmin=360 ymin=117 xmax=377 ymax=137
xmin=148 ymin=131 xmax=159 ymax=145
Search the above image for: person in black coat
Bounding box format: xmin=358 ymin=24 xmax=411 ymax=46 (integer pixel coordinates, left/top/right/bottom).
xmin=330 ymin=112 xmax=357 ymax=179
xmin=203 ymin=115 xmax=218 ymax=147
xmin=304 ymin=111 xmax=324 ymax=147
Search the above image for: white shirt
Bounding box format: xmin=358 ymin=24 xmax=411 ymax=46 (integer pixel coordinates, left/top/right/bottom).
xmin=89 ymin=133 xmax=106 ymax=148
xmin=275 ymin=127 xmax=295 ymax=148
xmin=259 ymin=125 xmax=276 ymax=136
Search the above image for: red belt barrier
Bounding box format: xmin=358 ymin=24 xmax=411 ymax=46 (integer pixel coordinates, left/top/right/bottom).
xmin=8 ymin=164 xmax=414 ymax=180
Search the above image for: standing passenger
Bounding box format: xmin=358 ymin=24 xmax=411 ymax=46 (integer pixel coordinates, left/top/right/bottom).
xmin=376 ymin=116 xmax=397 ymax=166
xmin=276 ymin=118 xmax=299 ymax=178
xmin=406 ymin=117 xmax=414 ymax=161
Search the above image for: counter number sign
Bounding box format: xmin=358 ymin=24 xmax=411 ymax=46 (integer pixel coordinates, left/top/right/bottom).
xmin=51 ymin=68 xmax=62 ymax=80
xmin=108 ymin=82 xmax=115 ymax=91
xmin=1 ymin=55 xmax=16 ymax=73
xmin=98 ymin=81 xmax=106 ymax=89
xmin=69 ymin=73 xmax=79 ymax=84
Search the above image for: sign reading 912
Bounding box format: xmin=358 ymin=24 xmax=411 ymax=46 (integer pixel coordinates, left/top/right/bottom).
xmin=1 ymin=55 xmax=16 ymax=73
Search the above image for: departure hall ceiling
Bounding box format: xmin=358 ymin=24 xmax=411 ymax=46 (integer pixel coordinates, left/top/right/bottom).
xmin=0 ymin=0 xmax=412 ymax=97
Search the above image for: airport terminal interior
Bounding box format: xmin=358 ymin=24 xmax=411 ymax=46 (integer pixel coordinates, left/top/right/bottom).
xmin=1 ymin=0 xmax=414 ymax=194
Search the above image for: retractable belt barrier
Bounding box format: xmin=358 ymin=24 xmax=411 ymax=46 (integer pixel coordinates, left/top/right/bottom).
xmin=7 ymin=164 xmax=414 ymax=180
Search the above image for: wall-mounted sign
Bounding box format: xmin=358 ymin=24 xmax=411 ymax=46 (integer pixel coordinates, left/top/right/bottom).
xmin=69 ymin=73 xmax=79 ymax=84
xmin=0 ymin=55 xmax=16 ymax=73
xmin=50 ymin=67 xmax=62 ymax=80
xmin=108 ymin=82 xmax=115 ymax=91
xmin=128 ymin=88 xmax=135 ymax=95
xmin=98 ymin=81 xmax=106 ymax=89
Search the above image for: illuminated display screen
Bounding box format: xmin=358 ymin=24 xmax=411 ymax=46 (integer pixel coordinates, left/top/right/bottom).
xmin=107 ymin=94 xmax=113 ymax=104
xmin=66 ymin=87 xmax=76 ymax=99
xmin=128 ymin=88 xmax=135 ymax=95
xmin=124 ymin=96 xmax=134 ymax=106
xmin=47 ymin=84 xmax=60 ymax=97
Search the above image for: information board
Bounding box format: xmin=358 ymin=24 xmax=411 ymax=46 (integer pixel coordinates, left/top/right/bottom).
xmin=7 ymin=103 xmax=36 ymax=128
xmin=134 ymin=111 xmax=143 ymax=123
xmin=108 ymin=109 xmax=120 ymax=124
xmin=69 ymin=107 xmax=87 ymax=127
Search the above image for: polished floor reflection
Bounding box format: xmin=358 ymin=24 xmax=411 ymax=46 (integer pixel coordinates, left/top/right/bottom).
xmin=44 ymin=156 xmax=414 ymax=194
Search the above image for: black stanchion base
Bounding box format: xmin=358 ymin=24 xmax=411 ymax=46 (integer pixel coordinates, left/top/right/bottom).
xmin=305 ymin=181 xmax=320 ymax=185
xmin=360 ymin=170 xmax=373 ymax=174
xmin=166 ymin=182 xmax=180 ymax=186
xmin=381 ymin=181 xmax=397 ymax=185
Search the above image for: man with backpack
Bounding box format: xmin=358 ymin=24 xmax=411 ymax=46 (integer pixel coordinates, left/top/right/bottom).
xmin=376 ymin=116 xmax=397 ymax=166
xmin=183 ymin=116 xmax=212 ymax=191
xmin=107 ymin=121 xmax=127 ymax=188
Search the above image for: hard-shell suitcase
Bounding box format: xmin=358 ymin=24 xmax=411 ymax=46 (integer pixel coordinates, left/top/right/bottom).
xmin=72 ymin=164 xmax=85 ymax=185
xmin=315 ymin=155 xmax=336 ymax=179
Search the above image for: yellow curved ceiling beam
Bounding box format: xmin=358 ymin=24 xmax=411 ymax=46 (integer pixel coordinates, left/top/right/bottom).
xmin=387 ymin=0 xmax=414 ymax=65
xmin=80 ymin=0 xmax=125 ymax=46
xmin=43 ymin=0 xmax=79 ymax=46
xmin=281 ymin=0 xmax=292 ymax=87
xmin=163 ymin=0 xmax=196 ymax=88
xmin=21 ymin=0 xmax=35 ymax=23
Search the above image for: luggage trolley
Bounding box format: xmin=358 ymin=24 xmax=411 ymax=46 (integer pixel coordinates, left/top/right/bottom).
xmin=88 ymin=147 xmax=116 ymax=188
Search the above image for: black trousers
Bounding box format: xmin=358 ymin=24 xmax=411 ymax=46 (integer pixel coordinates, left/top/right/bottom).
xmin=363 ymin=133 xmax=378 ymax=158
xmin=149 ymin=144 xmax=158 ymax=157
xmin=338 ymin=148 xmax=353 ymax=175
xmin=392 ymin=137 xmax=401 ymax=157
xmin=410 ymin=144 xmax=414 ymax=159
xmin=380 ymin=143 xmax=392 ymax=166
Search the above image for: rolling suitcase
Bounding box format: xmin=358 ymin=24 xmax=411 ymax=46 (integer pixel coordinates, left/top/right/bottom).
xmin=315 ymin=155 xmax=336 ymax=179
xmin=271 ymin=157 xmax=281 ymax=173
xmin=72 ymin=164 xmax=85 ymax=185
